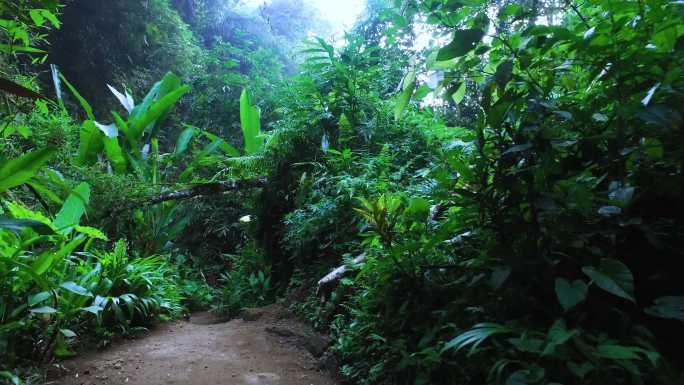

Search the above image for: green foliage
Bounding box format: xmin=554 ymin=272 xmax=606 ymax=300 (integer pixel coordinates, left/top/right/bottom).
xmin=0 ymin=147 xmax=54 ymax=193
xmin=213 ymin=247 xmax=272 ymax=317
xmin=3 ymin=1 xmax=684 ymax=385
xmin=239 ymin=88 xmax=264 ymax=155
xmin=275 ymin=1 xmax=684 ymax=384
xmin=0 ymin=0 xmax=60 ymax=61
xmin=61 ymin=71 xmax=190 ymax=175
xmin=0 ymin=195 xmax=183 ymax=366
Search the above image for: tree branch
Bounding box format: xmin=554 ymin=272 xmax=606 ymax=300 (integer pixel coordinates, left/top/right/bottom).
xmin=148 ymin=177 xmax=268 ymax=205
xmin=105 ymin=177 xmax=268 ymax=218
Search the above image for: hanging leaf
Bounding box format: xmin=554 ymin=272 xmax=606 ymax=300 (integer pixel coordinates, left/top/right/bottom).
xmin=53 ymin=182 xmax=90 ymax=235
xmin=103 ymin=136 xmax=127 ymax=174
xmin=0 ymin=76 xmax=49 ymax=100
xmin=240 ymin=88 xmax=264 ymax=155
xmin=76 ymin=121 xmax=104 ymax=166
xmin=437 ymin=29 xmax=485 ymax=61
xmin=175 ymin=127 xmax=196 ymax=155
xmin=645 ymin=296 xmax=684 ymax=322
xmin=451 ymin=81 xmax=467 ymax=105
xmin=555 ymin=278 xmax=588 ymax=312
xmin=60 ymin=73 xmax=95 ymax=120
xmin=583 ymin=259 xmax=635 ymax=302
xmin=394 ymin=69 xmax=417 ymax=120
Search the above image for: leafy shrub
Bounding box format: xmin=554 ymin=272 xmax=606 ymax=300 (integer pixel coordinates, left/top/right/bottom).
xmin=213 ymin=246 xmax=272 ymax=317
xmin=92 ymin=241 xmax=183 ymax=330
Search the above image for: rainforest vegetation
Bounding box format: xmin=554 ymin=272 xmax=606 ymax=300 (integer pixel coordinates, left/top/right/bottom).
xmin=1 ymin=0 xmax=683 ymax=384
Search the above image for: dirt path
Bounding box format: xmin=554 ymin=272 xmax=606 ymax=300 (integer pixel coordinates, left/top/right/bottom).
xmin=50 ymin=305 xmax=338 ymax=385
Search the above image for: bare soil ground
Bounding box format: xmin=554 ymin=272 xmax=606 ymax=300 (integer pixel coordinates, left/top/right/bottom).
xmin=49 ymin=305 xmax=338 ymax=385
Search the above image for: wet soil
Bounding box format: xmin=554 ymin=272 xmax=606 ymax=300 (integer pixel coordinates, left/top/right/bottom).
xmin=49 ymin=305 xmax=338 ymax=385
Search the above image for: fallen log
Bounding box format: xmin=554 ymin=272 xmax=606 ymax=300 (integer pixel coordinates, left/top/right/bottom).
xmin=104 ymin=177 xmax=268 ymax=218
xmin=316 ymin=254 xmax=366 ymax=299
xmin=148 ymin=177 xmax=268 ymax=205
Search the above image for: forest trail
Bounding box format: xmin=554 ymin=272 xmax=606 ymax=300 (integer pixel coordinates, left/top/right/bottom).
xmin=51 ymin=305 xmax=338 ymax=385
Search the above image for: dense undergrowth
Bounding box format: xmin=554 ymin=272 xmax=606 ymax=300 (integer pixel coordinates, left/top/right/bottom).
xmin=2 ymin=0 xmax=683 ymax=384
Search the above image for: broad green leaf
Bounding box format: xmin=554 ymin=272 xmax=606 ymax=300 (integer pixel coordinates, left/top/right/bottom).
xmin=452 ymin=82 xmax=467 ymax=105
xmin=40 ymin=9 xmax=61 ymax=28
xmin=645 ymin=296 xmax=684 ymax=322
xmin=555 ymin=278 xmax=588 ymax=311
xmin=60 ymin=281 xmax=92 ymax=297
xmin=542 ymin=319 xmax=578 ymax=356
xmin=0 ymin=147 xmax=55 ymax=193
xmin=103 ymin=136 xmax=127 ymax=173
xmin=74 ymin=226 xmax=108 ymax=240
xmin=112 ymin=111 xmax=135 ymax=148
xmin=33 ymin=235 xmax=85 ymax=275
xmin=60 ymin=329 xmax=77 ymax=338
xmin=30 ymin=306 xmax=57 ymax=314
xmin=27 ymin=181 xmax=63 ymax=205
xmin=442 ymin=323 xmax=512 ymax=354
xmin=81 ymin=305 xmax=103 ymax=314
xmin=594 ymin=344 xmax=659 ymax=365
xmin=394 ymin=69 xmax=416 ymax=121
xmin=128 ymin=74 xmax=168 ymax=121
xmin=29 ymin=9 xmax=45 ymax=26
xmin=0 ymin=218 xmax=54 ymax=234
xmin=60 ymin=73 xmax=94 ymax=120
xmin=175 ymin=127 xmax=196 ymax=155
xmin=4 ymin=201 xmax=53 ymax=228
xmin=177 ymin=139 xmax=224 ymax=181
xmin=53 ymin=182 xmax=90 ymax=235
xmin=77 ymin=121 xmax=104 ymax=166
xmin=129 ymin=81 xmax=190 ymax=139
xmin=583 ymin=259 xmax=635 ymax=302
xmin=240 ymin=88 xmax=264 ymax=155
xmin=437 ymin=29 xmax=485 ymax=61
xmin=566 ymin=361 xmax=594 ymax=379
xmin=403 ymin=197 xmax=430 ymax=219
xmin=0 ymin=44 xmax=46 ymax=53
xmin=28 ymin=291 xmax=51 ymax=306
xmin=0 ymin=256 xmax=51 ymax=288
xmin=199 ymin=129 xmax=240 ymax=156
